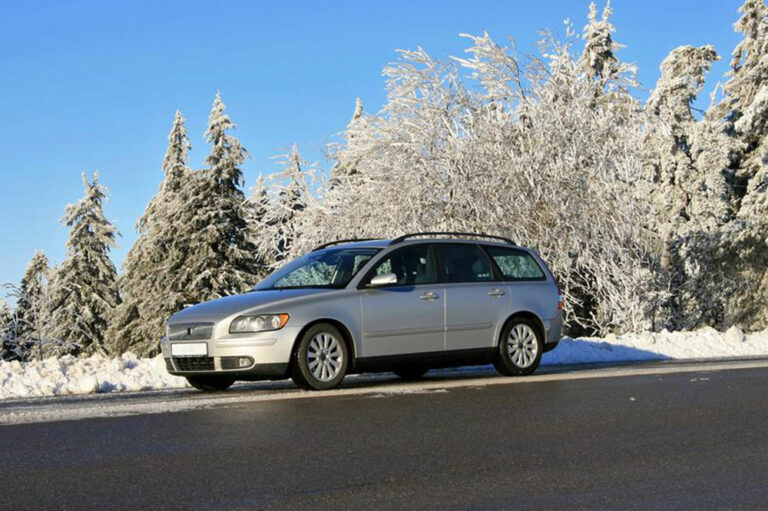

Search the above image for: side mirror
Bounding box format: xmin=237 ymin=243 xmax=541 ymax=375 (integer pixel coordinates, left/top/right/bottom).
xmin=368 ymin=273 xmax=398 ymax=287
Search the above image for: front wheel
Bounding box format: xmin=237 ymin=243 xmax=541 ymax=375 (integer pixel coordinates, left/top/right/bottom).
xmin=291 ymin=323 xmax=349 ymax=391
xmin=493 ymin=319 xmax=543 ymax=376
xmin=186 ymin=376 xmax=235 ymax=392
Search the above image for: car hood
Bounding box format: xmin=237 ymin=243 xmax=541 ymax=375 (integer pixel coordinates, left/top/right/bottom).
xmin=168 ymin=288 xmax=333 ymax=324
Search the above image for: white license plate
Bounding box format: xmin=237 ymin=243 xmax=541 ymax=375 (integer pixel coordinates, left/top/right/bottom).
xmin=171 ymin=343 xmax=208 ymax=357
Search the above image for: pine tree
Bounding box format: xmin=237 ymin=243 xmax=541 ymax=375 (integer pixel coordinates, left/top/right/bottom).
xmin=0 ymin=298 xmax=15 ymax=360
xmin=15 ymin=250 xmax=50 ymax=343
xmin=247 ymin=173 xmax=272 ymax=274
xmin=107 ymin=111 xmax=193 ymax=356
xmin=580 ymin=1 xmax=620 ymax=84
xmin=175 ymin=92 xmax=260 ymax=302
xmin=49 ymin=172 xmax=119 ymax=354
xmin=329 ymin=98 xmax=365 ymax=183
xmin=719 ymin=0 xmax=768 ymax=124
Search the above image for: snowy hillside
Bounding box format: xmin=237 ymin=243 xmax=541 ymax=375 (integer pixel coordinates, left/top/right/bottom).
xmin=1 ymin=328 xmax=767 ymax=400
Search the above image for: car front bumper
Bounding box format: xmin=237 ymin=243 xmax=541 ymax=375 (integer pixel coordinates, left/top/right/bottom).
xmin=160 ymin=326 xmax=302 ymax=380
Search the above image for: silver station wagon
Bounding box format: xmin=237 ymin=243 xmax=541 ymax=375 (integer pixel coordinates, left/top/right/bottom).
xmin=162 ymin=233 xmax=564 ymax=391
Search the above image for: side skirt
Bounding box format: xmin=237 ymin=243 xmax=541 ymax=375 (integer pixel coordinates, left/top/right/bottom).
xmin=352 ymin=348 xmax=496 ymax=374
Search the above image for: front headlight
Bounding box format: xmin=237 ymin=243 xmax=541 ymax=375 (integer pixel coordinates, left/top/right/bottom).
xmin=229 ymin=314 xmax=290 ymax=333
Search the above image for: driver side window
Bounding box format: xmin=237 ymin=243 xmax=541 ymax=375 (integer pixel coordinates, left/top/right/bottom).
xmin=368 ymin=244 xmax=437 ymax=286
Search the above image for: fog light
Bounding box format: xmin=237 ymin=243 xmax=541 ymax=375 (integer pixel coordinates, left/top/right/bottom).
xmin=239 ymin=357 xmax=251 ymax=368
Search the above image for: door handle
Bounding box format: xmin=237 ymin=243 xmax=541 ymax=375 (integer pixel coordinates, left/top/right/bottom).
xmin=488 ymin=288 xmax=506 ymax=298
xmin=420 ymin=291 xmax=439 ymax=301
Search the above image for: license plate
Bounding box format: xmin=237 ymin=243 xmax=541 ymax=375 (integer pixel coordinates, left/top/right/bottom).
xmin=171 ymin=343 xmax=208 ymax=357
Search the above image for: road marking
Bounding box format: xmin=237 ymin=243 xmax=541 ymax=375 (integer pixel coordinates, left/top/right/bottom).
xmin=2 ymin=358 xmax=768 ymax=426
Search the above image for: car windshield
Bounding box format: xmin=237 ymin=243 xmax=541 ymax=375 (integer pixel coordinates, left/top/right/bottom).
xmin=255 ymin=247 xmax=381 ymax=290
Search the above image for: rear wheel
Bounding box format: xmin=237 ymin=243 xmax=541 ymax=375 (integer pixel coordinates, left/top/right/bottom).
xmin=393 ymin=366 xmax=430 ymax=380
xmin=186 ymin=376 xmax=235 ymax=392
xmin=291 ymin=323 xmax=349 ymax=391
xmin=493 ymin=318 xmax=543 ymax=376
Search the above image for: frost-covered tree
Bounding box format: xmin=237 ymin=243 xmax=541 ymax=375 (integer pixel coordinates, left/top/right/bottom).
xmin=254 ymin=145 xmax=312 ymax=272
xmin=329 ymin=98 xmax=366 ymax=183
xmin=247 ymin=173 xmax=273 ymax=275
xmin=172 ymin=93 xmax=260 ymax=302
xmin=718 ymin=0 xmax=768 ymax=125
xmin=14 ymin=250 xmax=50 ymax=343
xmin=580 ymin=1 xmax=625 ymax=88
xmin=107 ymin=111 xmax=194 ymax=356
xmin=49 ymin=172 xmax=119 ymax=354
xmin=0 ymin=298 xmax=18 ymax=360
xmin=293 ymin=21 xmax=663 ymax=334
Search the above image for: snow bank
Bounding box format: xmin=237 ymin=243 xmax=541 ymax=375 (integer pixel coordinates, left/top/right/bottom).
xmin=542 ymin=326 xmax=768 ymax=365
xmin=0 ymin=353 xmax=188 ymax=400
xmin=1 ymin=327 xmax=767 ymax=400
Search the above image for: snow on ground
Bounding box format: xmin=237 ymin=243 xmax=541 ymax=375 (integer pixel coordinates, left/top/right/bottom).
xmin=0 ymin=327 xmax=767 ymax=400
xmin=0 ymin=353 xmax=188 ymax=400
xmin=542 ymin=326 xmax=768 ymax=366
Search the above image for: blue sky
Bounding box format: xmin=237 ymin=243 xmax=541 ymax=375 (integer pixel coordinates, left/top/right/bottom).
xmin=0 ymin=0 xmax=743 ymax=286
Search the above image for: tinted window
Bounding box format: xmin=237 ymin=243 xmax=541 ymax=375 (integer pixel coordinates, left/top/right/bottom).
xmin=367 ymin=244 xmax=437 ymax=286
xmin=485 ymin=246 xmax=545 ymax=280
xmin=436 ymin=244 xmax=494 ymax=283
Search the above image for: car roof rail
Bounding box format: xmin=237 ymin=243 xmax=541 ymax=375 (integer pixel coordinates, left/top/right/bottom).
xmin=312 ymin=238 xmax=382 ymax=252
xmin=389 ymin=232 xmax=515 ymax=246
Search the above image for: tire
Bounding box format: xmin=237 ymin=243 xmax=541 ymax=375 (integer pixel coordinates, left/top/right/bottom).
xmin=493 ymin=318 xmax=544 ymax=376
xmin=543 ymin=341 xmax=559 ymax=353
xmin=291 ymin=323 xmax=349 ymax=391
xmin=186 ymin=376 xmax=235 ymax=392
xmin=393 ymin=366 xmax=430 ymax=380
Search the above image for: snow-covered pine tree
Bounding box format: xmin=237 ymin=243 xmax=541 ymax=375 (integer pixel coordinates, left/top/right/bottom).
xmin=15 ymin=250 xmax=50 ymax=344
xmin=49 ymin=172 xmax=119 ymax=354
xmin=173 ymin=92 xmax=260 ymax=302
xmin=256 ymin=144 xmax=311 ymax=270
xmin=644 ymin=45 xmax=737 ymax=329
xmin=329 ymin=98 xmax=366 ymax=184
xmin=715 ymin=0 xmax=768 ymax=329
xmin=247 ymin=173 xmax=274 ymax=275
xmin=107 ymin=111 xmax=194 ymax=356
xmin=0 ymin=298 xmax=16 ymax=360
xmin=580 ymin=1 xmax=623 ymax=87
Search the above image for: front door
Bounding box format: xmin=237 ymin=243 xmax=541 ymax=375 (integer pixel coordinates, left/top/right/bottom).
xmin=360 ymin=244 xmax=445 ymax=358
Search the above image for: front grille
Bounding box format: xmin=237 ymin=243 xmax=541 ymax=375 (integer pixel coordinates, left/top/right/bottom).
xmin=167 ymin=323 xmax=214 ymax=341
xmin=172 ymin=357 xmax=214 ymax=371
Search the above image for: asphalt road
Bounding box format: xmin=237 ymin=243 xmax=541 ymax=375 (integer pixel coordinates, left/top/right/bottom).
xmin=2 ymin=363 xmax=768 ymax=510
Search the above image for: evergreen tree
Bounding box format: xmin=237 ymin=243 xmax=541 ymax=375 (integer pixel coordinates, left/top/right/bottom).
xmin=719 ymin=0 xmax=768 ymax=125
xmin=107 ymin=111 xmax=193 ymax=356
xmin=580 ymin=1 xmax=620 ymax=84
xmin=0 ymin=298 xmax=16 ymax=360
xmin=49 ymin=172 xmax=119 ymax=354
xmin=329 ymin=98 xmax=365 ymax=183
xmin=15 ymin=250 xmax=50 ymax=343
xmin=175 ymin=92 xmax=260 ymax=301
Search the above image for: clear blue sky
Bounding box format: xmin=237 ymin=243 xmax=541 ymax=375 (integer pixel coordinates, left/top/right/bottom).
xmin=0 ymin=0 xmax=742 ymax=287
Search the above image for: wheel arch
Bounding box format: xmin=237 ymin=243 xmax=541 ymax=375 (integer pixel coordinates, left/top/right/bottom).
xmin=290 ymin=318 xmax=357 ymax=368
xmin=498 ymin=311 xmax=546 ymax=346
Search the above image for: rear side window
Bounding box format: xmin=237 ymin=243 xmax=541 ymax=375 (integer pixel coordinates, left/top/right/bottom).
xmin=436 ymin=244 xmax=494 ymax=283
xmin=485 ymin=246 xmax=545 ymax=281
xmin=367 ymin=244 xmax=437 ymax=285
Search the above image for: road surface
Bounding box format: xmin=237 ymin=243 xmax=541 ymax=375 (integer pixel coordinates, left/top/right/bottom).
xmin=1 ymin=360 xmax=767 ymax=510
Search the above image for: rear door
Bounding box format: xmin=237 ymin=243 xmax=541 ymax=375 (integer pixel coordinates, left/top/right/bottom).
xmin=435 ymin=243 xmax=509 ymax=352
xmin=484 ymin=245 xmax=557 ymax=328
xmin=359 ymin=243 xmax=445 ymax=358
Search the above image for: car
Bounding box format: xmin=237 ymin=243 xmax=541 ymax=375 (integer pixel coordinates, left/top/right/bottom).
xmin=161 ymin=232 xmax=564 ymax=391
